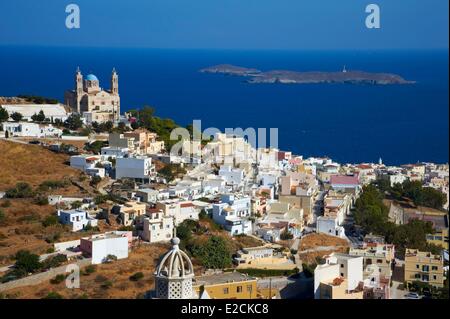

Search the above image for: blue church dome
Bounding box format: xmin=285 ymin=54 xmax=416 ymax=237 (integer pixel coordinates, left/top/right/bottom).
xmin=86 ymin=74 xmax=99 ymax=81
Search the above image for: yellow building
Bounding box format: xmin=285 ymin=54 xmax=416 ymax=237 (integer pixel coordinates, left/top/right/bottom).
xmin=349 ymin=243 xmax=395 ymax=278
xmin=193 ymin=272 xmax=258 ymax=299
xmin=426 ymin=228 xmax=449 ymax=250
xmin=404 ymin=248 xmax=445 ymax=288
xmin=318 ymin=278 xmax=364 ymax=299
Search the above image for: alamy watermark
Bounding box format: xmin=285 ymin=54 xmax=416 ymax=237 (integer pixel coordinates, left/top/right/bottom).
xmin=65 ymin=3 xmax=381 ymax=30
xmin=65 ymin=4 xmax=80 ymax=29
xmin=169 ymin=120 xmax=278 ymax=165
xmin=366 ymin=4 xmax=381 ymax=29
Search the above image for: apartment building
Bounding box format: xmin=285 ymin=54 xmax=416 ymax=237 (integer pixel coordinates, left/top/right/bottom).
xmin=193 ymin=272 xmax=258 ymax=299
xmin=404 ymin=248 xmax=445 ymax=288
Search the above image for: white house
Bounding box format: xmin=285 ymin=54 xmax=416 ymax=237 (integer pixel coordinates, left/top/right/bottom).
xmin=70 ymin=154 xmax=105 ymax=177
xmin=219 ymin=165 xmax=245 ymax=187
xmin=101 ymin=146 xmax=129 ymax=159
xmin=57 ymin=209 xmax=98 ymax=232
xmin=140 ymin=209 xmax=174 ymax=243
xmin=212 ymin=194 xmax=252 ymax=235
xmin=314 ymin=253 xmax=364 ymax=299
xmin=316 ymin=216 xmax=346 ymax=238
xmin=115 ymin=156 xmax=155 ymax=182
xmin=135 ymin=188 xmax=160 ymax=203
xmin=80 ymin=231 xmax=132 ymax=264
xmin=155 ymin=199 xmax=199 ymax=225
xmin=2 ymin=122 xmax=62 ymax=138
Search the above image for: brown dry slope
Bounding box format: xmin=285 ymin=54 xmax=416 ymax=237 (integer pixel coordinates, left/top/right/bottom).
xmin=0 ymin=140 xmax=82 ymax=191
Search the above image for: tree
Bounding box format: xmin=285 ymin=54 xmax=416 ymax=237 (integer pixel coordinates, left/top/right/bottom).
xmin=14 ymin=250 xmax=41 ymax=273
xmin=70 ymin=201 xmax=83 ymax=209
xmin=64 ymin=113 xmax=83 ymax=130
xmin=100 ymin=121 xmax=113 ymax=132
xmin=42 ymin=215 xmax=59 ymax=227
xmin=10 ymin=112 xmax=23 ymax=122
xmin=280 ymin=230 xmax=293 ymax=240
xmin=5 ymin=182 xmax=34 ymax=198
xmin=0 ymin=106 xmax=8 ymax=122
xmin=85 ymin=140 xmax=107 ymax=154
xmin=90 ymin=175 xmax=102 ymax=187
xmin=31 ymin=110 xmax=46 ymax=122
xmin=190 ymin=236 xmax=232 ymax=269
xmin=353 ymin=184 xmax=389 ymax=235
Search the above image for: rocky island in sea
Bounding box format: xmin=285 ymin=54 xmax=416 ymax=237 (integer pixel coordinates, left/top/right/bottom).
xmin=200 ymin=64 xmax=415 ymax=85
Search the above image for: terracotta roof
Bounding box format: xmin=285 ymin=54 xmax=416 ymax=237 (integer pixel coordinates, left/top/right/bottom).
xmin=330 ymin=174 xmax=359 ymax=185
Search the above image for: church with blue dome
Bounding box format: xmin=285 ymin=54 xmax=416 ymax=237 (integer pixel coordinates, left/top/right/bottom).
xmin=64 ymin=67 xmax=120 ymax=123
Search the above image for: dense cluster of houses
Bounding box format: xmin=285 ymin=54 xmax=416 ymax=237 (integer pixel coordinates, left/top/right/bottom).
xmin=2 ymin=104 xmax=447 ymax=298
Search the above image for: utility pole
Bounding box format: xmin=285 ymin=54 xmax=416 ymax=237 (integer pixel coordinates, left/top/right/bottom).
xmin=269 ymin=277 xmax=272 ymax=299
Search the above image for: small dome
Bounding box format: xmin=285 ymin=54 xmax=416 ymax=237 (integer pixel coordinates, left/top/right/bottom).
xmin=155 ymin=237 xmax=194 ymax=279
xmin=86 ymin=74 xmax=99 ymax=81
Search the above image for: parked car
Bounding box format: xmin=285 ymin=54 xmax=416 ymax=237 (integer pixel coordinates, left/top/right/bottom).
xmin=404 ymin=292 xmax=420 ymax=299
xmin=29 ymin=140 xmax=41 ymax=145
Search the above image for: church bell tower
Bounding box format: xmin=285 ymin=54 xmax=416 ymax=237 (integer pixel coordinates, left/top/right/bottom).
xmin=75 ymin=66 xmax=83 ymax=113
xmin=111 ymin=67 xmax=119 ymax=95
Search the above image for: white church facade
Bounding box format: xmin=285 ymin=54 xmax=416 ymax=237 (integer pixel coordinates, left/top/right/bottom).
xmin=64 ymin=67 xmax=120 ymax=123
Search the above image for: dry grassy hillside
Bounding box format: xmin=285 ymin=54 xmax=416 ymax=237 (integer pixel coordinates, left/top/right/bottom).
xmin=1 ymin=244 xmax=170 ymax=299
xmin=0 ymin=140 xmax=82 ymax=191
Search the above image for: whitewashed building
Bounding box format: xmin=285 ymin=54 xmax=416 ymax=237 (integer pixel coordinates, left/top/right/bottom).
xmin=2 ymin=122 xmax=62 ymax=138
xmin=80 ymin=231 xmax=132 ymax=264
xmin=115 ymin=156 xmax=155 ymax=182
xmin=140 ymin=209 xmax=174 ymax=243
xmin=57 ymin=209 xmax=98 ymax=232
xmin=212 ymin=194 xmax=252 ymax=235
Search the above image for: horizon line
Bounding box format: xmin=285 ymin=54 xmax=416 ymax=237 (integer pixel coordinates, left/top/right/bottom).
xmin=0 ymin=44 xmax=448 ymax=52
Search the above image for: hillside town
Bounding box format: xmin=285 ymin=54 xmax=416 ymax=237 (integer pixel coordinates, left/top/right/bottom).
xmin=0 ymin=70 xmax=448 ymax=300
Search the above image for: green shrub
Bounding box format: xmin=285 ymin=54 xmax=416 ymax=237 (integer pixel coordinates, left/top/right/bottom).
xmin=41 ymin=254 xmax=67 ymax=269
xmin=84 ymin=265 xmax=97 ymax=275
xmin=42 ymin=215 xmax=59 ymax=227
xmin=101 ymin=280 xmax=113 ymax=289
xmin=42 ymin=291 xmax=63 ymax=299
xmin=5 ymin=183 xmax=34 ymax=198
xmin=188 ymin=236 xmax=232 ymax=269
xmin=0 ymin=200 xmax=11 ymax=208
xmin=34 ymin=196 xmax=49 ymax=206
xmin=0 ymin=210 xmax=5 ymax=224
xmin=50 ymin=274 xmax=66 ymax=284
xmin=14 ymin=250 xmax=42 ymax=274
xmin=129 ymin=272 xmax=145 ymax=282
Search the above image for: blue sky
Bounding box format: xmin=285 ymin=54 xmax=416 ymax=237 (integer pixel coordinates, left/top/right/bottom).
xmin=0 ymin=0 xmax=448 ymax=50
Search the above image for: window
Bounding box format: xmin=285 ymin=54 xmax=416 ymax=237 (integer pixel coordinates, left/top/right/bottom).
xmin=340 ymin=264 xmax=344 ymax=268
xmin=223 ymin=288 xmax=229 ymax=294
xmin=237 ymin=286 xmax=243 ymax=293
xmin=432 ymin=266 xmax=438 ymax=271
xmin=422 ymin=265 xmax=429 ymax=272
xmin=247 ymin=285 xmax=252 ymax=292
xmin=433 ymin=275 xmax=437 ymax=280
xmin=416 ymin=264 xmax=420 ymax=269
xmin=376 ymin=259 xmax=383 ymax=264
xmin=340 ymin=273 xmax=344 ymax=277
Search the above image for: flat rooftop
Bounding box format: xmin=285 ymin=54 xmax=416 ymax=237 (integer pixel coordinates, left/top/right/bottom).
xmin=193 ymin=271 xmax=256 ymax=286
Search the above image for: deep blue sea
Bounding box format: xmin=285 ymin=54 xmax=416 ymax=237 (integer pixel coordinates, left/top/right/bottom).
xmin=0 ymin=46 xmax=448 ymax=165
